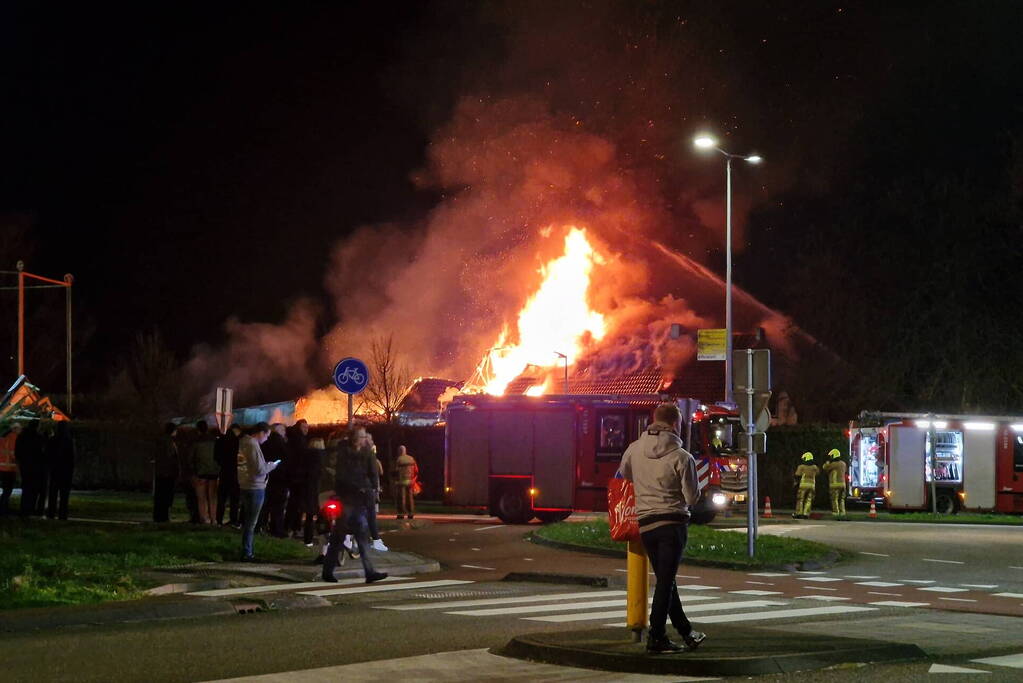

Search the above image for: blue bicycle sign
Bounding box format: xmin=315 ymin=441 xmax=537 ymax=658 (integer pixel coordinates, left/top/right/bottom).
xmin=333 ymin=357 xmax=370 ymax=395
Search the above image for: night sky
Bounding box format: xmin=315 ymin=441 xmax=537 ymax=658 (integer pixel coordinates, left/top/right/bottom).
xmin=2 ymin=2 xmax=1020 ymax=416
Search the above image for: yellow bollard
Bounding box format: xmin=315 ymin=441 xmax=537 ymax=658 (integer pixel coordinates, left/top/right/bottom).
xmin=626 ymin=539 xmax=649 ymax=641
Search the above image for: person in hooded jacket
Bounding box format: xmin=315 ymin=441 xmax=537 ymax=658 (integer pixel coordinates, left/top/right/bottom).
xmin=284 ymin=419 xmax=310 ymax=535
xmin=617 ymin=402 xmax=706 ymax=655
xmin=45 ymin=421 xmax=75 ymax=519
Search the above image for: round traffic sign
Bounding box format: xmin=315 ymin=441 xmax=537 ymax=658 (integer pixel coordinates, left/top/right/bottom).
xmin=332 ymin=357 xmax=369 ymax=395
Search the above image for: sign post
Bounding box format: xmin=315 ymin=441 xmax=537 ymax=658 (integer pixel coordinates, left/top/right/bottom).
xmin=214 ymin=387 xmax=234 ymax=434
xmin=333 ymin=357 xmax=370 ymax=426
xmin=733 ymin=349 xmax=771 ymax=558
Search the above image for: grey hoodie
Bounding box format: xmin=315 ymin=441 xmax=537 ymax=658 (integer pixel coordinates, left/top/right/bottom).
xmin=617 ymin=422 xmax=700 ymax=524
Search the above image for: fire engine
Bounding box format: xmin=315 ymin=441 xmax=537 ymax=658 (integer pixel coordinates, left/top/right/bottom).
xmin=444 ymin=394 xmax=747 ymax=524
xmin=848 ymin=411 xmax=1023 ymax=514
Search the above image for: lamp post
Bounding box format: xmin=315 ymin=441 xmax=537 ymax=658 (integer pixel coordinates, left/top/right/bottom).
xmin=553 ymin=351 xmax=569 ymax=394
xmin=693 ymin=134 xmax=762 ymax=406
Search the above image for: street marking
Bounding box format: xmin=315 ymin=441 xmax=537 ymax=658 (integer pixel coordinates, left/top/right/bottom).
xmin=615 ymin=569 xmax=628 ymax=573
xmin=474 ymin=525 xmax=504 ymax=531
xmin=677 ymin=574 xmax=702 ymax=579
xmin=798 ymin=576 xmax=843 ymax=582
xmin=861 ymin=552 xmax=890 ymax=557
xmin=379 ymin=590 xmax=627 ymax=611
xmin=804 ymin=586 xmax=838 ymax=591
xmin=679 ymin=585 xmax=720 ymax=591
xmin=901 ymin=580 xmax=936 ymax=584
xmin=186 ymin=577 xmax=406 ymax=597
xmin=971 ymin=653 xmax=1023 ymax=669
xmin=448 ymin=598 xmax=637 ymax=617
xmin=460 ymin=564 xmax=496 ymax=571
xmin=794 ymin=571 xmax=828 ymax=575
xmin=300 ymin=579 xmax=473 ymax=597
xmin=919 ymin=586 xmax=969 ymax=593
xmin=868 ymin=591 xmax=903 ymax=597
xmin=993 ymin=593 xmax=1023 ymax=599
xmin=922 ymin=558 xmax=965 ymax=565
xmin=939 ymin=597 xmax=977 ymax=603
xmin=1010 ymin=567 xmax=1023 ymax=570
xmin=844 ymin=575 xmax=880 ymax=579
xmin=730 ymin=589 xmax=783 ymax=596
xmin=857 ymin=581 xmax=903 ymax=587
xmin=523 ymin=558 xmax=534 ymax=561
xmin=868 ymin=601 xmax=930 ymax=608
xmin=471 ymin=547 xmax=481 ymax=551
xmin=794 ymin=595 xmax=850 ymax=601
xmin=928 ymin=663 xmax=990 ymax=674
xmin=748 ymin=572 xmax=789 ymax=577
xmin=690 ymin=605 xmax=876 ymax=624
xmin=745 ymin=581 xmax=775 ymax=586
xmin=548 ymin=600 xmax=790 ymax=624
xmin=960 ymin=584 xmax=998 ymax=589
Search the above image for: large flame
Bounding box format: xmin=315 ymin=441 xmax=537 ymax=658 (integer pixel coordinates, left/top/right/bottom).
xmin=482 ymin=227 xmax=606 ymax=395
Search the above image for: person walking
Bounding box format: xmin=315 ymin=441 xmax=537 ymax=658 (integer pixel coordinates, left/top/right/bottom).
xmin=822 ymin=448 xmax=848 ymax=518
xmin=215 ymin=423 xmax=242 ymax=526
xmin=793 ymin=452 xmax=819 ymax=519
xmin=0 ymin=422 xmax=22 ymax=515
xmin=394 ymin=445 xmax=418 ymax=520
xmin=237 ymin=422 xmax=280 ymax=561
xmin=322 ymin=426 xmax=387 ymax=584
xmin=617 ymin=403 xmax=706 ymax=654
xmin=191 ymin=421 xmax=219 ymax=524
xmin=153 ymin=423 xmax=180 ymax=523
xmin=260 ymin=423 xmax=290 ymax=536
xmin=45 ymin=421 xmax=75 ymax=520
xmin=15 ymin=421 xmax=46 ymax=518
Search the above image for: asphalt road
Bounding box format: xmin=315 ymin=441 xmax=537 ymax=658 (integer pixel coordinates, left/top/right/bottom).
xmin=3 ymin=516 xmax=1023 ymax=682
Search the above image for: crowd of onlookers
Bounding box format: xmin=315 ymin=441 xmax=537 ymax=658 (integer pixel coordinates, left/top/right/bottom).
xmin=159 ymin=418 xmax=419 ymax=569
xmin=0 ymin=420 xmax=75 ymax=519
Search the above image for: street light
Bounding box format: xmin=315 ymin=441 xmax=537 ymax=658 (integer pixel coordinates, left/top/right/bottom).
xmin=553 ymin=351 xmax=569 ymax=394
xmin=693 ymin=133 xmax=762 ymax=406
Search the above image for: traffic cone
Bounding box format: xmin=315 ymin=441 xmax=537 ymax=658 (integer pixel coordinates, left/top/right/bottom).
xmin=763 ymin=496 xmax=773 ymax=518
xmin=868 ymin=499 xmax=877 ymax=519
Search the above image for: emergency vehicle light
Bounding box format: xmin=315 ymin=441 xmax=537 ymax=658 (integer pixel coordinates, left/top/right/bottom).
xmin=1011 ymin=424 xmax=1023 ymax=432
xmin=964 ymin=422 xmax=995 ymax=431
xmin=711 ymin=492 xmax=727 ymax=506
xmin=528 ymin=488 xmax=539 ymax=497
xmin=444 ymin=486 xmax=453 ymax=493
xmin=916 ymin=420 xmax=948 ymax=429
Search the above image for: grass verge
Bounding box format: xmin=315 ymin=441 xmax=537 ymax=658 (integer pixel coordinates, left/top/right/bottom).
xmin=842 ymin=511 xmax=1023 ymax=525
xmin=0 ymin=519 xmax=309 ymax=610
xmin=533 ymin=519 xmax=839 ymax=569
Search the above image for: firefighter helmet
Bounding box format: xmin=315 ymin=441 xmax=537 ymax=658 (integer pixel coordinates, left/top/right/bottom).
xmin=828 ymin=448 xmax=841 ymax=459
xmin=801 ymin=452 xmax=814 ymax=462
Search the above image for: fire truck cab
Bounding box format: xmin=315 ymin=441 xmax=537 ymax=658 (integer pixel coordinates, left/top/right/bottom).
xmin=849 ymin=411 xmax=1023 ymax=514
xmin=444 ymin=394 xmax=746 ymax=524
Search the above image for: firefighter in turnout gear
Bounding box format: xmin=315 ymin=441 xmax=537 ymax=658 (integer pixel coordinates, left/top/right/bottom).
xmin=792 ymin=452 xmax=819 ymax=519
xmin=822 ymin=448 xmax=848 ymax=517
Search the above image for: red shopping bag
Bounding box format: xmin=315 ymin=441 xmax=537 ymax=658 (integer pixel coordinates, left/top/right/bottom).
xmin=607 ymin=475 xmax=640 ymax=542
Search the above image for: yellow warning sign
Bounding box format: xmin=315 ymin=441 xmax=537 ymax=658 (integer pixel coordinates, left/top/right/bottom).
xmin=697 ymin=328 xmax=727 ymax=361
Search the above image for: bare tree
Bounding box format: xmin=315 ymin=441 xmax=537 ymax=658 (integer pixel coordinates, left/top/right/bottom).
xmin=363 ymin=334 xmax=412 ymax=423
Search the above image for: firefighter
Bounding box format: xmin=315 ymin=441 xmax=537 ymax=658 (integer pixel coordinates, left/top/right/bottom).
xmin=792 ymin=452 xmax=819 ymax=519
xmin=822 ymin=448 xmax=847 ymax=517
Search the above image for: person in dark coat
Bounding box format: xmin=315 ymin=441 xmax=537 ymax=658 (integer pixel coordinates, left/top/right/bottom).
xmin=15 ymin=421 xmax=46 ymax=518
xmin=176 ymin=426 xmax=199 ymax=524
xmin=284 ymin=419 xmax=310 ymax=535
xmin=259 ymin=423 xmax=290 ymax=537
xmin=215 ymin=423 xmax=242 ymax=526
xmin=45 ymin=421 xmax=75 ymax=520
xmin=153 ymin=422 xmax=180 ymax=522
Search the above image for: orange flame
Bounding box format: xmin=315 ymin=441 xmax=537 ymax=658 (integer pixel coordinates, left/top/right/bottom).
xmin=483 ymin=227 xmax=606 ymax=395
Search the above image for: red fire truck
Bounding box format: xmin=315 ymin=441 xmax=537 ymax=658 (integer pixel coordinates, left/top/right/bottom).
xmin=848 ymin=411 xmax=1023 ymax=514
xmin=444 ymin=394 xmax=747 ymax=523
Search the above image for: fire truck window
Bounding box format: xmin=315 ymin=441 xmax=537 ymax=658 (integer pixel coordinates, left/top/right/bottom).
xmin=1014 ymin=434 xmax=1023 ymax=472
xmin=925 ymin=430 xmax=964 ymax=483
xmin=597 ymin=413 xmax=626 ymax=459
xmin=636 ymin=414 xmax=650 ymax=435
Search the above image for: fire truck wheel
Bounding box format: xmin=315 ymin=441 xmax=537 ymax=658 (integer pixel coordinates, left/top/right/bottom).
xmin=536 ymin=510 xmax=572 ymax=524
xmin=934 ymin=491 xmax=959 ymax=515
xmin=495 ymin=487 xmax=534 ymax=524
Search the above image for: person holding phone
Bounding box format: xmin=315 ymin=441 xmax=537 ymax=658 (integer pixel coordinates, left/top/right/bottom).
xmin=237 ymin=422 xmax=280 ymax=561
